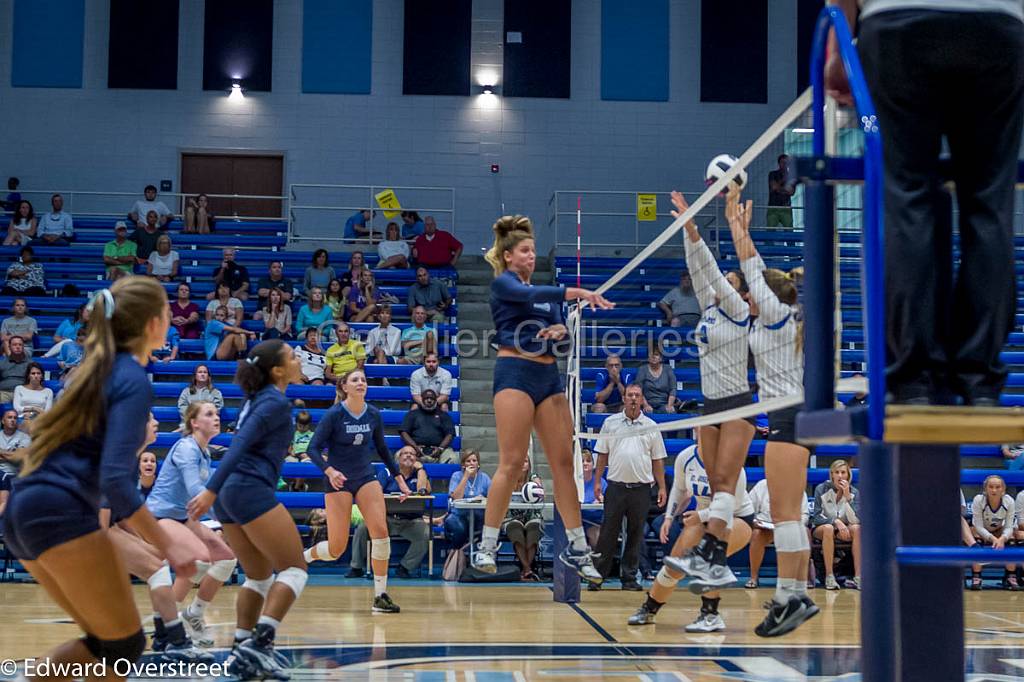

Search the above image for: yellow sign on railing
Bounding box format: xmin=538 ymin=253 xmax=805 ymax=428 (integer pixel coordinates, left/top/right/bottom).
xmin=637 ymin=193 xmax=657 ymax=222
xmin=375 ymin=189 xmax=402 ymax=219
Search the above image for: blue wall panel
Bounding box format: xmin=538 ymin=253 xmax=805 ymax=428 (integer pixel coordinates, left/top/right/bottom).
xmin=601 ymin=0 xmax=669 ymax=102
xmin=12 ymin=0 xmax=84 ymax=88
xmin=303 ymin=0 xmax=372 ymax=94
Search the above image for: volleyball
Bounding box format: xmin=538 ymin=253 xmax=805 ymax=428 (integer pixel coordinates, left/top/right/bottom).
xmin=705 ymin=153 xmax=747 ymax=192
xmin=521 ymin=481 xmax=545 ymax=503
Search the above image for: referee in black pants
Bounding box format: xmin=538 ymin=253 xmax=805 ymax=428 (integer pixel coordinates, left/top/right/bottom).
xmin=592 ymin=384 xmax=667 ymax=590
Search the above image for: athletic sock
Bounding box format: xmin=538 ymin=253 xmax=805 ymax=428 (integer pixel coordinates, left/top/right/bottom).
xmin=165 ymin=618 xmax=188 ymax=646
xmin=701 ymin=596 xmax=721 ymax=615
xmin=234 ymin=628 xmax=252 ymax=643
xmin=566 ymin=526 xmax=588 ymax=552
xmin=188 ymin=597 xmax=210 ymax=617
xmin=152 ymin=615 xmax=166 ymax=640
xmin=480 ymin=525 xmax=499 ymax=550
xmin=644 ymin=594 xmax=664 ymax=614
xmin=774 ymin=577 xmax=799 ymax=606
xmin=374 ymin=574 xmax=387 ymax=597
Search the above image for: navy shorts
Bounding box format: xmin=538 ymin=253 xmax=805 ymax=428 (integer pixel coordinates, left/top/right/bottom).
xmin=214 ymin=477 xmax=279 ymax=525
xmin=0 ymin=471 xmax=15 ymax=492
xmin=767 ymin=404 xmax=813 ymax=450
xmin=702 ymin=391 xmax=756 ymax=427
xmin=3 ymin=482 xmax=100 ymax=560
xmin=330 ymin=472 xmax=379 ymax=497
xmin=493 ymin=357 xmax=563 ymax=406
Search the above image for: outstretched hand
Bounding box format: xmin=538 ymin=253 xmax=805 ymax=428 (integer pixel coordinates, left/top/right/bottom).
xmin=670 ymin=191 xmax=700 ymax=241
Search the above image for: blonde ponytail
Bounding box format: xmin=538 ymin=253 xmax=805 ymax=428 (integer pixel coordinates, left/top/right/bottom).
xmin=485 ymin=215 xmax=535 ymax=276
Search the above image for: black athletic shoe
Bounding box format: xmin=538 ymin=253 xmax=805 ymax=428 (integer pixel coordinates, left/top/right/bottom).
xmin=237 ymin=638 xmax=290 ymax=681
xmin=346 ymin=567 xmax=365 ymax=578
xmin=754 ymin=596 xmax=815 ymax=638
xmin=372 ymin=593 xmax=401 ymax=613
xmin=799 ymin=594 xmax=820 ymax=620
xmin=620 ymin=581 xmax=643 ymax=592
xmin=151 ymin=632 xmax=168 ymax=653
xmin=225 ymin=643 xmax=261 ymax=681
xmin=396 ymin=566 xmax=412 ymax=579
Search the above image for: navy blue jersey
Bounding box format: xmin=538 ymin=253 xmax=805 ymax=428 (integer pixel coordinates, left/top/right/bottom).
xmin=490 ymin=270 xmax=566 ymax=356
xmin=307 ymin=402 xmax=396 ymax=483
xmin=17 ymin=353 xmax=151 ymax=521
xmin=206 ymin=385 xmax=293 ymax=493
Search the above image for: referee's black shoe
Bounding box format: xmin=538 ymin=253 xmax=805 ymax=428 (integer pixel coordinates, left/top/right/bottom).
xmin=754 ymin=595 xmax=817 ymax=638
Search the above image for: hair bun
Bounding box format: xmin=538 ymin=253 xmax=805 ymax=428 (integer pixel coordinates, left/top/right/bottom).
xmin=492 ymin=215 xmax=533 ymax=239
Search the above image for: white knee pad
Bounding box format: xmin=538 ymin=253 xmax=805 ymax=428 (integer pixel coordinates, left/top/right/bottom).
xmin=207 ymin=558 xmax=237 ymax=583
xmin=708 ymin=492 xmax=735 ymax=525
xmin=774 ymin=520 xmax=804 ymax=553
xmin=191 ymin=560 xmax=211 ymax=586
xmin=147 ymin=563 xmax=172 ymax=590
xmin=656 ymin=565 xmax=682 ymax=588
xmin=370 ymin=537 xmax=391 ymax=561
xmin=241 ymin=575 xmax=274 ymax=599
xmin=275 ymin=567 xmax=308 ymax=598
xmin=313 ymin=540 xmax=339 ymax=562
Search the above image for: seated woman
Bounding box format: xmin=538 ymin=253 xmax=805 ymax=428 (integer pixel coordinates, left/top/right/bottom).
xmin=377 ymin=222 xmax=410 ymax=269
xmin=183 ymin=193 xmax=216 ymax=234
xmin=44 ymin=303 xmax=88 ymax=359
xmin=260 ymin=287 xmax=293 ymax=340
xmin=304 ymin=249 xmax=336 ymax=294
xmin=503 ymin=458 xmax=545 ymax=580
xmin=345 ymin=268 xmax=378 ymax=323
xmin=205 ymin=282 xmax=244 ymax=326
xmin=146 ymin=234 xmax=180 ymax=281
xmin=170 ymin=282 xmax=202 ymax=339
xmin=339 ymin=251 xmax=367 ymax=291
xmin=444 ymin=449 xmax=491 ymax=551
xmin=203 ymin=305 xmax=255 ymax=360
xmin=634 ymin=347 xmax=679 ymax=414
xmin=177 ymin=364 xmax=224 ymax=427
xmin=2 ymin=246 xmax=46 ymax=297
xmin=13 ymin=361 xmax=52 ymax=428
xmin=325 ymin=278 xmax=346 ymax=319
xmin=296 ymin=286 xmax=332 ymax=338
xmin=812 ymin=459 xmax=862 ymax=590
xmin=400 ymin=211 xmax=424 ymax=240
xmin=970 ymin=474 xmax=1019 ymax=590
xmin=746 ymin=478 xmax=811 ymax=589
xmin=4 ymin=200 xmax=36 ymax=246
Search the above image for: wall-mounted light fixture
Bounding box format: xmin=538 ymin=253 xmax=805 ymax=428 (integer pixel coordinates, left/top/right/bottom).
xmin=228 ymin=80 xmax=245 ymax=101
xmin=482 ymin=84 xmax=495 ymax=95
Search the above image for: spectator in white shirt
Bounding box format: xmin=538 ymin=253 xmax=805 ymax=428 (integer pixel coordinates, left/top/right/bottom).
xmin=32 ymin=194 xmax=73 ymax=246
xmin=4 ymin=200 xmax=36 ymax=246
xmin=745 ymin=479 xmax=810 ymax=589
xmin=0 ymin=408 xmax=30 ymax=515
xmin=294 ymin=327 xmax=327 ymax=386
xmin=128 ymin=184 xmax=172 ymax=228
xmin=205 ymin=282 xmax=244 ymax=326
xmin=377 ymin=222 xmax=410 ymax=269
xmin=410 ymin=352 xmax=453 ymax=411
xmin=13 ymin=361 xmax=52 ymax=427
xmin=970 ymin=475 xmax=1018 ymax=590
xmin=146 ymin=234 xmax=180 ymax=281
xmin=365 ymin=304 xmax=403 ymax=364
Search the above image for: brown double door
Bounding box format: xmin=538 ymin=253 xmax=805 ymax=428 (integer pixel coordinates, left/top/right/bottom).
xmin=180 ymin=153 xmax=283 ymax=219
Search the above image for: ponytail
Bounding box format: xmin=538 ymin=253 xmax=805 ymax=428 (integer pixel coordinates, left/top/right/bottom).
xmin=484 ymin=215 xmax=535 ymax=277
xmin=763 ymin=268 xmax=803 ymax=354
xmin=235 ymin=339 xmax=287 ymax=397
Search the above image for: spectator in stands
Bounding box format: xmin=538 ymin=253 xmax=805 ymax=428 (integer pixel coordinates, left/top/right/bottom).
xmin=658 ymin=273 xmax=701 ymax=328
xmin=287 ymin=410 xmax=314 ymax=462
xmin=256 ymin=260 xmax=295 ymax=309
xmin=366 ymin=304 xmax=402 ymax=365
xmin=400 ymin=389 xmax=456 ymax=463
xmin=209 ymin=247 xmax=250 ymax=301
xmin=260 ymin=287 xmax=293 ymax=340
xmin=962 ymin=489 xmax=978 ymax=550
xmin=146 ymin=234 xmax=179 ymax=281
xmin=592 ymin=354 xmax=632 ymax=413
xmin=204 ymin=305 xmax=255 ymax=360
xmin=812 ymin=459 xmax=862 ymax=590
xmin=970 ymin=474 xmax=1019 ymax=590
xmin=581 ymin=448 xmax=606 ymax=548
xmin=2 ymin=177 xmax=20 ymax=213
xmin=504 ymin=458 xmax=545 ymax=580
xmin=128 ymin=184 xmax=172 ymax=228
xmin=746 ymin=479 xmax=811 ymax=589
xmin=634 ymin=347 xmax=679 ymax=413
xmin=767 ymin=155 xmax=795 ymax=228
xmin=295 ymin=327 xmax=327 ymax=385
xmin=13 ymin=362 xmax=52 ymax=426
xmin=407 ymin=267 xmax=450 ymax=322
xmin=346 ymin=268 xmax=378 ymax=323
xmin=1 ymin=298 xmax=36 ymax=356
xmin=177 ymin=364 xmax=225 ymax=425
xmin=103 ymin=221 xmax=137 ymax=280
xmin=57 ymin=328 xmax=85 ymax=380
xmin=170 ymin=282 xmax=202 ymax=339
xmin=845 ymin=373 xmax=869 ymax=408
xmin=4 ymin=200 xmax=36 ymax=246
xmin=325 ymin=278 xmax=346 ymax=319
xmin=324 ymin=322 xmax=366 ymax=383
xmin=445 ymin=449 xmax=490 ymax=549
xmin=413 ymin=216 xmax=463 ymax=268
xmin=296 ymin=287 xmax=332 ymax=337
xmin=0 ymin=336 xmax=30 ymax=402
xmin=400 ymin=211 xmax=424 ymax=240
xmin=130 ymin=210 xmax=165 ymax=262
xmin=410 ymin=352 xmax=452 ymax=410
xmin=33 ymin=194 xmax=74 ymax=246
xmin=52 ymin=303 xmax=88 ymax=346
xmin=401 ymin=306 xmax=437 ymax=364
xmin=304 ymin=249 xmax=336 ymax=294
xmin=378 ymin=222 xmax=410 ymax=269
xmin=149 ymin=322 xmax=180 ymax=363
xmin=339 ymin=251 xmax=367 ymax=291
xmin=0 ymin=408 xmax=29 ymax=516
xmin=344 ymin=209 xmax=379 ymax=241
xmin=3 ymin=246 xmax=46 ymax=296
xmin=205 ymin=282 xmax=244 ymax=326
xmin=184 ymin=193 xmax=215 ymax=234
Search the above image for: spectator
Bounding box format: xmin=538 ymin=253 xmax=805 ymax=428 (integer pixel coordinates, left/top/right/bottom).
xmin=3 ymin=246 xmax=46 ymax=296
xmin=634 ymin=347 xmax=678 ymax=413
xmin=128 ymin=184 xmax=172 ymax=228
xmin=209 ymin=247 xmax=250 ymax=301
xmin=287 ymin=410 xmax=314 ymax=462
xmin=177 ymin=364 xmax=225 ymax=425
xmin=4 ymin=200 xmax=36 ymax=246
xmin=346 ymin=268 xmax=378 ymax=323
xmin=205 ymin=282 xmax=244 ymax=326
xmin=304 ymin=249 xmax=336 ymax=293
xmin=962 ymin=489 xmax=978 ymax=550
xmin=407 ymin=267 xmax=450 ymax=322
xmin=845 ymin=373 xmax=869 ymax=408
xmin=138 ymin=451 xmax=157 ymax=498
xmin=184 ymin=193 xmax=215 ymax=234
xmin=339 ymin=251 xmax=367 ymax=291
xmin=400 ymin=389 xmax=456 ymax=463
xmin=324 ymin=322 xmax=366 ymax=383
xmin=658 ymin=273 xmax=701 ymax=328
xmin=970 ymin=475 xmax=1018 ymax=590
xmin=325 ymin=278 xmax=346 ymax=319
xmin=203 ymin=305 xmax=255 ymax=360
xmin=103 ymin=222 xmax=137 ymax=280
xmin=591 ymin=384 xmax=667 ymax=590
xmin=256 ymin=260 xmax=295 ymax=309
xmin=581 ymin=448 xmax=607 ymax=548
xmin=412 ymin=216 xmax=463 ymax=268
xmin=149 ymin=322 xmax=180 ymax=363
xmin=504 ymin=458 xmax=545 ymax=580
xmin=0 ymin=336 xmax=31 ymax=401
xmin=260 ymin=287 xmax=293 ymax=340
xmin=350 ymin=446 xmax=432 ymax=579
xmin=401 ymin=306 xmax=436 ymax=364
xmin=410 ymin=352 xmax=453 ymax=410
xmin=295 ymin=327 xmax=327 ymax=385
xmin=766 ymin=154 xmax=795 ymax=227
xmin=33 ymin=194 xmax=74 ymax=245
xmin=57 ymin=328 xmax=85 ymax=380
xmin=812 ymin=459 xmax=862 ymax=591
xmin=444 ymin=449 xmax=490 ymax=549
xmin=366 ymin=304 xmax=402 ymax=364
xmin=146 ymin=234 xmax=179 ymax=281
xmin=343 ymin=209 xmax=379 ymax=241
xmin=592 ymin=354 xmax=632 ymax=414
xmin=130 ymin=210 xmax=164 ymax=263
xmin=52 ymin=303 xmax=88 ymax=345
xmin=170 ymin=282 xmax=202 ymax=339
xmin=0 ymin=408 xmax=29 ymax=516
xmin=400 ymin=210 xmax=424 ymax=240
xmin=1 ymin=298 xmax=37 ymax=356
xmin=296 ymin=286 xmax=332 ymax=336
xmin=746 ymin=479 xmax=810 ymax=589
xmin=377 ymin=222 xmax=410 ymax=269
xmin=13 ymin=361 xmax=52 ymax=425
xmin=2 ymin=177 xmax=20 ymax=213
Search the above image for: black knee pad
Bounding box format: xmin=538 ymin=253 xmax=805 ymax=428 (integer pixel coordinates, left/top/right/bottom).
xmin=81 ymin=629 xmax=147 ymax=663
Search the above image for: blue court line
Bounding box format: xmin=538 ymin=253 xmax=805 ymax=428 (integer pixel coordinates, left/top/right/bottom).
xmin=566 ymin=601 xmax=618 ymax=643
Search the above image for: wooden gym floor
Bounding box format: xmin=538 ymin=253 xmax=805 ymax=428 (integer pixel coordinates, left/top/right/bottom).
xmin=3 ymin=581 xmax=1024 ymax=679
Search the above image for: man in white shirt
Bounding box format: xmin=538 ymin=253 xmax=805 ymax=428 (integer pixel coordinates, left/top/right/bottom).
xmin=128 ymin=185 xmax=172 ymax=228
xmin=0 ymin=408 xmax=30 ymax=515
xmin=592 ymin=383 xmax=667 ymax=590
xmin=366 ymin=304 xmax=403 ymax=364
xmin=409 ymin=352 xmax=453 ymax=411
xmin=33 ymin=194 xmax=74 ymax=246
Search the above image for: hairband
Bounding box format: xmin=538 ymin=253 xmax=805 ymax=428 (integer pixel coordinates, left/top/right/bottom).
xmin=86 ymin=288 xmax=115 ymax=319
xmin=246 ymin=355 xmax=259 ymax=366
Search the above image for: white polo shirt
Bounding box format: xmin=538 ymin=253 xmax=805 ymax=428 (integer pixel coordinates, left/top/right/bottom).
xmin=594 ymin=411 xmax=667 ymax=484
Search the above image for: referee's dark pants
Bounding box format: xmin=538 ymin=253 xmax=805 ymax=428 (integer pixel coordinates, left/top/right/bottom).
xmin=859 ymin=10 xmax=1024 ymax=403
xmin=594 ymin=481 xmax=651 ymax=582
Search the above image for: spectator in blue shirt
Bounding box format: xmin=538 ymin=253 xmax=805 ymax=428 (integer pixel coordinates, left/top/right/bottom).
xmin=344 ymin=209 xmax=380 ymax=241
xmin=203 ymin=305 xmax=255 ymax=360
xmin=444 ymin=449 xmax=491 ymax=550
xmin=592 ymin=354 xmax=633 ymax=413
xmin=32 ymin=194 xmax=74 ymax=246
xmin=400 ymin=211 xmax=425 ymax=240
xmin=58 ymin=327 xmax=86 ymax=380
xmin=581 ymin=448 xmax=607 ymax=548
xmin=149 ymin=322 xmax=180 ymax=364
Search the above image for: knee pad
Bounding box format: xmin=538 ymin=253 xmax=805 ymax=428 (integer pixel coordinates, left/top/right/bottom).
xmin=708 ymin=492 xmax=735 ymax=525
xmin=82 ymin=629 xmax=146 ymax=664
xmin=656 ymin=565 xmax=682 ymax=587
xmin=275 ymin=567 xmax=308 ymax=598
xmin=370 ymin=537 xmax=391 ymax=561
xmin=207 ymin=558 xmax=237 ymax=583
xmin=242 ymin=575 xmax=274 ymax=598
xmin=774 ymin=521 xmax=804 ymax=553
xmin=313 ymin=540 xmax=339 ymax=562
xmin=146 ymin=563 xmax=172 ymax=591
xmin=191 ymin=560 xmax=211 ymax=586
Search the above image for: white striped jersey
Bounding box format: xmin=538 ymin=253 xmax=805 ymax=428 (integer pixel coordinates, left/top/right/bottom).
xmin=971 ymin=493 xmax=1015 ymax=539
xmin=741 ymin=254 xmax=803 ymax=400
xmin=685 ymin=237 xmax=751 ymax=400
xmin=666 ymin=445 xmax=754 ymax=520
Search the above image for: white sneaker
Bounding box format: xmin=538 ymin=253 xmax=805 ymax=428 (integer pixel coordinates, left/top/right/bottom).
xmin=559 ymin=546 xmax=603 ymax=584
xmin=825 ymin=574 xmax=840 ymax=591
xmin=182 ymin=608 xmax=214 ymax=647
xmin=685 ymin=612 xmax=726 ymax=633
xmin=473 ymin=547 xmax=497 ymax=574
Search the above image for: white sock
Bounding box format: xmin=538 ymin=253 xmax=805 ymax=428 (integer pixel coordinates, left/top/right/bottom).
xmin=303 ymin=547 xmax=315 ymax=563
xmin=374 ymin=574 xmax=387 ymax=597
xmin=257 ymin=615 xmax=280 ymax=629
xmin=565 ymin=526 xmax=588 ymax=552
xmin=480 ymin=525 xmax=499 ymax=550
xmin=774 ymin=577 xmax=799 ymax=605
xmin=235 ymin=628 xmax=251 ymax=642
xmin=189 ymin=597 xmax=209 ymax=617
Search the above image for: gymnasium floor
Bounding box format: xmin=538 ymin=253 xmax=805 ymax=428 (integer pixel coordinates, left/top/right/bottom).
xmin=3 ymin=580 xmax=1024 ymax=680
